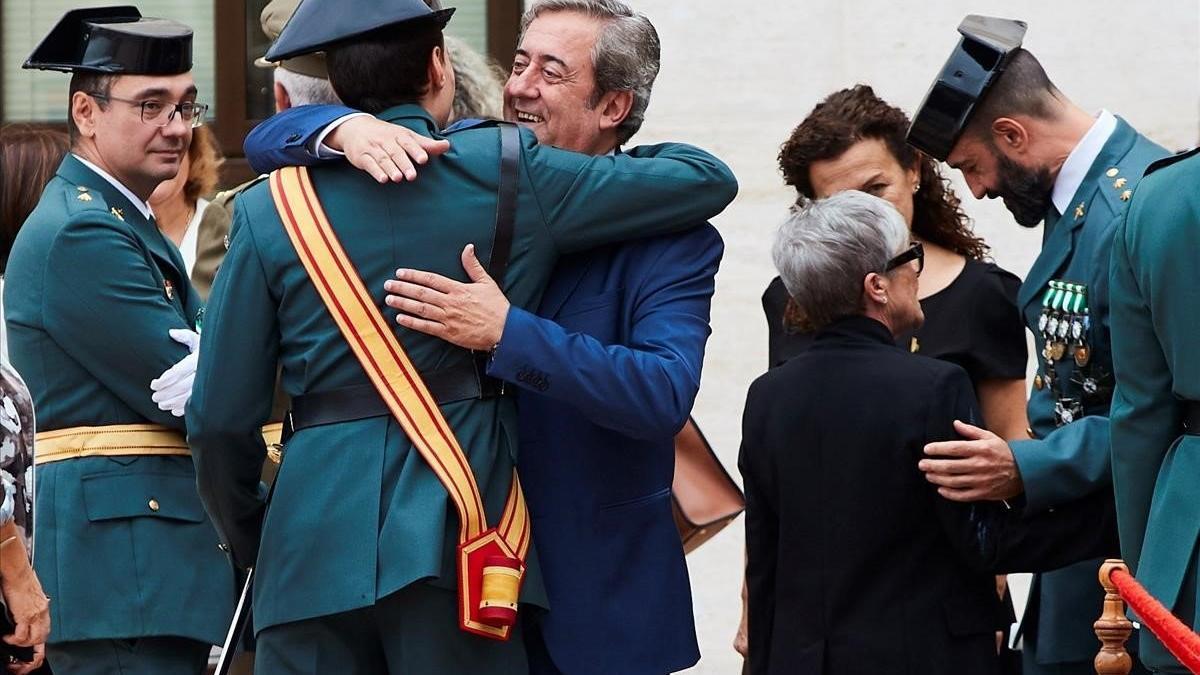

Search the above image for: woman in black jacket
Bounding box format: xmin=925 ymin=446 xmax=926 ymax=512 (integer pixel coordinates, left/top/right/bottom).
xmin=741 ymin=190 xmax=1005 ymax=675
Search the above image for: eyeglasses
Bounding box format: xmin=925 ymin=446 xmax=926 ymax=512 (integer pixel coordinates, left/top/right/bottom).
xmin=884 ymin=242 xmax=924 ymax=274
xmin=87 ymin=93 xmax=209 ymax=128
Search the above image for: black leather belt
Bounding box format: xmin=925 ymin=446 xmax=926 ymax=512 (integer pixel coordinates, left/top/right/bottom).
xmin=1184 ymin=401 xmax=1200 ymax=436
xmin=287 ymin=360 xmax=506 ymax=435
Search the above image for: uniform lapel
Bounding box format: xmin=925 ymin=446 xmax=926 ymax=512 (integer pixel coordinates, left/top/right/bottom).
xmin=1016 ymin=119 xmax=1139 ymax=314
xmin=137 ymin=217 xmax=190 ymax=287
xmin=1018 ymin=208 xmax=1079 ymax=313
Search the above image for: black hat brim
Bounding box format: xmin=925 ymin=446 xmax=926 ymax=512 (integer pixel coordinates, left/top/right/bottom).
xmin=265 ymin=7 xmax=454 ymax=63
xmin=907 ymin=15 xmax=1027 ymax=161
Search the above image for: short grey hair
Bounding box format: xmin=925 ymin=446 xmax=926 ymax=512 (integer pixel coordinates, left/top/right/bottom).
xmin=274 ymin=67 xmax=341 ymax=107
xmin=772 ymin=191 xmax=909 ymax=331
xmin=446 ymin=36 xmax=505 ymax=122
xmin=521 ymin=0 xmax=660 ymax=145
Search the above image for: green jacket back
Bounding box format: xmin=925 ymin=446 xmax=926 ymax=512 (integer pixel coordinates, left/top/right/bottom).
xmin=189 ymin=105 xmax=738 ymax=633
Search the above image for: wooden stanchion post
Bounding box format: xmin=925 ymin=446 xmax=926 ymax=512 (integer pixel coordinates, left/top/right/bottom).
xmin=1095 ymin=559 xmax=1134 ymax=675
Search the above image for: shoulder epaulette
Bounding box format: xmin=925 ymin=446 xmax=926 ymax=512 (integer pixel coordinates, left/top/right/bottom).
xmin=212 ymin=174 xmax=269 ymax=209
xmin=1144 ymin=146 xmax=1200 ymax=177
xmin=1092 ymin=162 xmax=1141 ymax=212
xmin=214 ymin=176 xmax=268 ymax=250
xmin=62 ymin=183 xmax=114 ymax=218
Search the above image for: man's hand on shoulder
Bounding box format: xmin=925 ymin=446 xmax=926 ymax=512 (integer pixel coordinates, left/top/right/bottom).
xmin=326 ymin=116 xmax=450 ymax=184
xmin=920 ymin=420 xmax=1024 ymax=502
xmin=383 ymin=244 xmax=509 ymax=351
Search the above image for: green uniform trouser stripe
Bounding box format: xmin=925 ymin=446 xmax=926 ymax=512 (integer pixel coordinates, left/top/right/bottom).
xmin=47 ymin=636 xmax=212 ymax=674
xmin=254 ymin=582 xmax=528 ymax=674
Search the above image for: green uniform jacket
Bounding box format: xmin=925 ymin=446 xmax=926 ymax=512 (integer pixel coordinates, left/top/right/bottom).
xmin=1008 ymin=118 xmax=1166 ymax=665
xmin=1110 ymin=146 xmax=1200 ymax=673
xmin=188 ymin=105 xmax=738 ymax=634
xmin=193 ymin=178 xmax=289 ymax=426
xmin=3 ymin=155 xmax=236 ymax=644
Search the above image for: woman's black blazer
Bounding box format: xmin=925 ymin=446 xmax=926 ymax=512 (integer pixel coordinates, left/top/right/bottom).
xmin=739 ymin=315 xmax=1005 ymax=675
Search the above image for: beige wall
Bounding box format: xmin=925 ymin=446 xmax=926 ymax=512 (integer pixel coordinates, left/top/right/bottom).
xmin=616 ymin=1 xmax=1200 ymax=672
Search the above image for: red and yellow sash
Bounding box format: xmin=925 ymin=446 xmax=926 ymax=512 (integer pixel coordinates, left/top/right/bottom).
xmin=269 ymin=166 xmax=530 ymax=640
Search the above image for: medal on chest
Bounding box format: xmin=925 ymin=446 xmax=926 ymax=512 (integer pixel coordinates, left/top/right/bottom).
xmin=1039 ymin=281 xmax=1069 ymax=362
xmin=1038 ymin=279 xmax=1099 ymax=427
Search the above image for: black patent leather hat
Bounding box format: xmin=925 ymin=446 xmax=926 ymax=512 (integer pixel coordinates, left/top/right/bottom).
xmin=24 ymin=6 xmax=192 ymax=75
xmin=265 ymin=0 xmax=454 ymax=62
xmin=907 ymin=15 xmax=1027 ymax=161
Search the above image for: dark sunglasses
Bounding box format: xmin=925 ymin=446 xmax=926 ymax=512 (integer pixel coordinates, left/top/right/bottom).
xmin=884 ymin=242 xmax=924 ymax=274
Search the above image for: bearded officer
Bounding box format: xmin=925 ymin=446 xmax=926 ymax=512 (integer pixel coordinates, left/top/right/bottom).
xmin=908 ymin=16 xmax=1166 ymax=675
xmin=5 ymin=7 xmax=233 ymax=673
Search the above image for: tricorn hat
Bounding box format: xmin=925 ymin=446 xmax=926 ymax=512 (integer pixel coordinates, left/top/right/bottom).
xmin=907 ymin=15 xmax=1027 ymax=161
xmin=265 ymin=0 xmax=454 ymax=63
xmin=24 ymin=6 xmax=193 ymax=75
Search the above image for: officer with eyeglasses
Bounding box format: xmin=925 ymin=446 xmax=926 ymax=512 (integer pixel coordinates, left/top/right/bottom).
xmin=4 ymin=6 xmax=233 ymax=673
xmin=86 ymin=94 xmax=208 ymax=130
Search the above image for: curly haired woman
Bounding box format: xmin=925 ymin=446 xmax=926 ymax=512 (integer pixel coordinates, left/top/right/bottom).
xmin=765 ymin=85 xmax=1028 ymax=439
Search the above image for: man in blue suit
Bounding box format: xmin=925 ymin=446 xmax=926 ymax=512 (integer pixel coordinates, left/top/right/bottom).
xmin=243 ymin=1 xmax=718 ymax=673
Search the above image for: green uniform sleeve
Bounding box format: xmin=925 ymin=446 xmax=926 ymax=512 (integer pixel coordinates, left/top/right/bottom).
xmin=42 ymin=214 xmax=192 ymax=429
xmin=522 ymin=133 xmax=738 ymax=253
xmin=1109 ymin=167 xmax=1196 ymax=573
xmin=188 ymin=204 xmax=280 ymax=567
xmin=1009 ymin=417 xmax=1112 ymax=514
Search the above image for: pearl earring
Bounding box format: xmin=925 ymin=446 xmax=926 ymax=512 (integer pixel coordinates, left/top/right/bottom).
xmin=912 ymin=183 xmax=921 ymax=194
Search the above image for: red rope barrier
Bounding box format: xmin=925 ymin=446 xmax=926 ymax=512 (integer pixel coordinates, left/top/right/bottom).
xmin=1111 ymin=568 xmax=1200 ymax=673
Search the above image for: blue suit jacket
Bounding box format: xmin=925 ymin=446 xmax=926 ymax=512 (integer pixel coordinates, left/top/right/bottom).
xmin=244 ymin=105 xmax=722 ymax=673
xmin=490 ymin=229 xmax=721 ymax=675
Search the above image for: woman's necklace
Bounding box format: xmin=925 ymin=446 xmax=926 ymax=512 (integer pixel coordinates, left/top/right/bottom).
xmin=160 ymin=204 xmax=195 ymax=246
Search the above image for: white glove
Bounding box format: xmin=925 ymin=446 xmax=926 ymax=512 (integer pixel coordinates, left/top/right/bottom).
xmin=150 ymin=329 xmax=200 ymax=417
